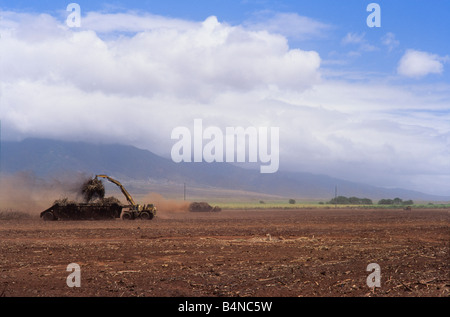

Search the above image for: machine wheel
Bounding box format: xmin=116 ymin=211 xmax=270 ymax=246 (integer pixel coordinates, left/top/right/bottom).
xmin=140 ymin=211 xmax=152 ymax=220
xmin=42 ymin=211 xmax=56 ymax=221
xmin=121 ymin=212 xmax=132 ymax=220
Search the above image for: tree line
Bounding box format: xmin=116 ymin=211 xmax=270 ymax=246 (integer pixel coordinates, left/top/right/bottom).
xmin=327 ymin=196 xmax=414 ymax=205
xmin=377 ymin=198 xmax=414 ymax=205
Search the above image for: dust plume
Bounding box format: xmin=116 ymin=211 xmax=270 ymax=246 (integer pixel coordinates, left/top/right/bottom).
xmin=141 ymin=192 xmax=190 ymax=216
xmin=0 ymin=172 xmax=93 ymax=216
xmin=81 ymin=178 xmax=105 ymax=202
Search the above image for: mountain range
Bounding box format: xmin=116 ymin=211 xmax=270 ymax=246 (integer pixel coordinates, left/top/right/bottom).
xmin=1 ymin=138 xmax=449 ymax=202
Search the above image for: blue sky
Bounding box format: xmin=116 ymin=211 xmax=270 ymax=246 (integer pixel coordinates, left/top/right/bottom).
xmin=1 ymin=0 xmax=448 ymax=81
xmin=0 ymin=1 xmax=449 ymax=195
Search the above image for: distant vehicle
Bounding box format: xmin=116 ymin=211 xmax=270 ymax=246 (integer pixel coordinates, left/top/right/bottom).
xmin=189 ymin=202 xmax=221 ymax=212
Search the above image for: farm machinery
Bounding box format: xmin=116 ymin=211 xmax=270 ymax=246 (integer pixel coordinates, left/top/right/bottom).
xmin=40 ymin=174 xmax=157 ymax=221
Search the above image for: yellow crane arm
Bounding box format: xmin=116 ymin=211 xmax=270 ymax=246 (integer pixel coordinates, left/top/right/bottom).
xmin=95 ymin=174 xmax=136 ymax=206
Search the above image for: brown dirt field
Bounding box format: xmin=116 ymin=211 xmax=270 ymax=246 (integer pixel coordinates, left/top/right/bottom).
xmin=0 ymin=208 xmax=448 ymax=297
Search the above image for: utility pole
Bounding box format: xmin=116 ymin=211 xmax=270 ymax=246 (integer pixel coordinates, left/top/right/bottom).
xmin=183 ymin=183 xmax=186 ymax=201
xmin=335 ymin=185 xmax=337 ymax=209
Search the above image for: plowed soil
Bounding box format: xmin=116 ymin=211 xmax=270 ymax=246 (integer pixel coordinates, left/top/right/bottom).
xmin=0 ymin=208 xmax=448 ymax=297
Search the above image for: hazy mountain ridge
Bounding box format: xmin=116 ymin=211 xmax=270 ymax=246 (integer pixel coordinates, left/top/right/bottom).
xmin=1 ymin=138 xmax=448 ymax=201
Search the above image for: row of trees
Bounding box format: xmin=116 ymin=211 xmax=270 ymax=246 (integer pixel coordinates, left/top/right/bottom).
xmin=378 ymin=198 xmax=414 ymax=205
xmin=328 ymin=196 xmax=373 ymax=205
xmin=327 ymin=196 xmax=414 ymax=205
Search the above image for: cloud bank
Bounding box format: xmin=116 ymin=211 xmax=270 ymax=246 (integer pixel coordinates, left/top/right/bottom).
xmin=1 ymin=10 xmax=449 ymax=196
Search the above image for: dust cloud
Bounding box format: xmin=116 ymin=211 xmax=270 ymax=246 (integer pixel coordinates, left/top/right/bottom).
xmin=81 ymin=178 xmax=105 ymax=202
xmin=0 ymin=172 xmax=191 ymax=218
xmin=0 ymin=172 xmax=92 ymax=216
xmin=141 ymin=192 xmax=190 ymax=218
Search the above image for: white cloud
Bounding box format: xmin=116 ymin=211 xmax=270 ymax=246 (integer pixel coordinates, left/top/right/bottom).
xmin=0 ymin=10 xmax=449 ymax=196
xmin=341 ymin=32 xmax=365 ymax=45
xmin=0 ymin=12 xmax=321 ymax=100
xmin=397 ymin=49 xmax=448 ymax=78
xmin=341 ymin=32 xmax=377 ymax=54
xmin=381 ymin=32 xmax=399 ymax=52
xmin=244 ymin=12 xmax=331 ymax=40
xmin=264 ymin=79 xmax=450 ymax=194
xmin=82 ymin=11 xmax=197 ymax=34
xmin=0 ymin=10 xmax=322 ymax=147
